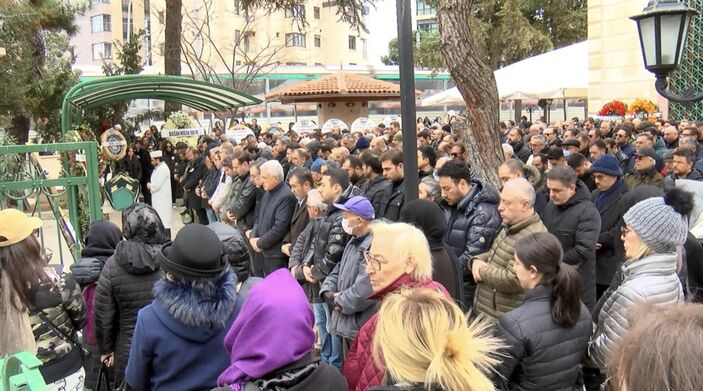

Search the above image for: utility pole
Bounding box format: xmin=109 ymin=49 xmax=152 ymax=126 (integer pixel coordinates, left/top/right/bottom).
xmin=396 ymin=0 xmax=418 ymax=201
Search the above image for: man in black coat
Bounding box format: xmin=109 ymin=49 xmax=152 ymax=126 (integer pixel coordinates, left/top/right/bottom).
xmin=542 ymin=166 xmax=601 ymax=310
xmin=361 ymin=151 xmax=391 ymax=218
xmin=506 ymin=127 xmax=531 ymax=163
xmin=437 ymin=160 xmax=502 ymax=309
xmin=589 ymin=155 xmax=628 ymax=299
xmin=282 ymin=167 xmax=313 ymax=257
xmin=379 ymin=149 xmax=406 ymax=221
xmin=180 ymin=147 xmax=207 ymax=224
xmin=249 ymin=160 xmax=296 ymax=276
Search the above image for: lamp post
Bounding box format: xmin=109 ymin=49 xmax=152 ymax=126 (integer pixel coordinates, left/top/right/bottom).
xmin=631 ymin=0 xmax=703 ymax=103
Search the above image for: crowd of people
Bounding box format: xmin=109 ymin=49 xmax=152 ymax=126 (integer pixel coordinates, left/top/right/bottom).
xmin=2 ymin=114 xmax=703 ymax=391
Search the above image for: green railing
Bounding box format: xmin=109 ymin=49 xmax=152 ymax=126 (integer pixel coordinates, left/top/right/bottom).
xmin=0 ymin=142 xmax=103 ymax=264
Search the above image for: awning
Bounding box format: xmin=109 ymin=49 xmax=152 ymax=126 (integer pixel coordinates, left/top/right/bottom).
xmin=422 ymin=41 xmax=589 ymax=106
xmin=61 ymin=75 xmax=262 ymax=133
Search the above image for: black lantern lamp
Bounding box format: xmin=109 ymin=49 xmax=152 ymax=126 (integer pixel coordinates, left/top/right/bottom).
xmin=631 ymin=0 xmax=703 ymax=103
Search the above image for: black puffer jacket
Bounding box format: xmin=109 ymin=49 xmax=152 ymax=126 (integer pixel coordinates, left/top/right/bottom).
xmin=542 ymin=181 xmax=601 ymax=310
xmin=441 ymin=178 xmax=501 ymax=307
xmin=311 ymin=185 xmax=363 ymax=281
xmin=94 ymin=241 xmax=162 ymax=384
xmin=379 ymin=179 xmax=406 ymax=222
xmin=94 ymin=204 xmax=168 ymax=385
xmin=495 ymin=284 xmax=592 ymax=391
xmin=364 ymin=175 xmax=392 ymax=218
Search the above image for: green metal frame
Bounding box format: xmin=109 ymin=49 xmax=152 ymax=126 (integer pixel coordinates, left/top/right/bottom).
xmin=61 ymin=75 xmax=263 ymax=134
xmin=0 ymin=142 xmax=102 ymax=263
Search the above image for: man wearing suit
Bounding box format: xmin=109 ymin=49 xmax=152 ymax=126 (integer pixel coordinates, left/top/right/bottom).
xmin=282 ymin=167 xmax=313 ymax=257
xmin=248 ymin=160 xmax=296 ymax=276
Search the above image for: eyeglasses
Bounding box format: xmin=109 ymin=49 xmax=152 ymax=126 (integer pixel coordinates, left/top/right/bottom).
xmin=363 ymin=250 xmax=383 ymax=271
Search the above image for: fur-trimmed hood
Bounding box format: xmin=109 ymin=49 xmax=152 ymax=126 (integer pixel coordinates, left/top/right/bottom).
xmin=152 ymin=268 xmax=240 ymax=341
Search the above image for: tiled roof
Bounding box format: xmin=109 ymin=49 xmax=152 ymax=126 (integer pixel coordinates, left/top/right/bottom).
xmin=265 ymin=72 xmax=420 ymax=102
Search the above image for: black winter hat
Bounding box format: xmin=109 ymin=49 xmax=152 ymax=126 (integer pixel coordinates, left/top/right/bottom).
xmin=159 ymin=224 xmax=226 ymax=280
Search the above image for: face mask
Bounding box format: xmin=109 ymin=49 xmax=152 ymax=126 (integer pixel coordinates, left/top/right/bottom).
xmin=342 ymin=218 xmax=356 ymax=235
xmin=563 ymin=150 xmax=572 ymax=158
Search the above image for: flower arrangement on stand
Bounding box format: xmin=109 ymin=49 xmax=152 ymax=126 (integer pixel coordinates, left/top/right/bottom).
xmin=598 ymin=100 xmax=628 ymax=117
xmin=627 ymin=98 xmax=659 ymax=122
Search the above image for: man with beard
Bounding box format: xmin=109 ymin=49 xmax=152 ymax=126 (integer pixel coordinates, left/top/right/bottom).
xmin=274 ymin=136 xmax=292 ymax=177
xmin=341 ymin=155 xmax=367 ymax=190
xmin=361 ymin=151 xmax=391 ymax=218
xmin=507 ymin=128 xmax=531 ymax=163
xmin=379 ymin=150 xmax=406 ymax=221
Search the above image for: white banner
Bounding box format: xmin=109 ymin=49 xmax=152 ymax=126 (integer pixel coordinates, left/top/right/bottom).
xmin=163 ymin=128 xmax=205 ymax=138
xmin=226 ymin=125 xmax=255 ymax=143
xmin=321 ymin=118 xmax=349 ymax=134
xmin=351 ymin=117 xmax=376 ymax=133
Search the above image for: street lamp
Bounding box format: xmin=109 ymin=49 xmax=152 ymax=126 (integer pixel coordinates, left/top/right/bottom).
xmin=631 ymin=0 xmax=703 ymax=103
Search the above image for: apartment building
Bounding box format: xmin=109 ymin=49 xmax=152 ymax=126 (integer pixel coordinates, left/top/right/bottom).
xmin=70 ymin=0 xmax=369 ymax=73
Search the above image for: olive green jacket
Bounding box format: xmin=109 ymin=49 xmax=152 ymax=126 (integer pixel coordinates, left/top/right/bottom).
xmin=472 ymin=214 xmax=547 ymax=321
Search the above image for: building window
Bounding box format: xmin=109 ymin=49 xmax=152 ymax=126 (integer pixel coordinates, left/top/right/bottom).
xmin=314 ymin=7 xmax=320 ymax=19
xmin=122 ymin=16 xmax=133 ymax=40
xmin=157 ymin=11 xmax=164 ymax=24
xmin=362 ymin=38 xmax=367 ymax=59
xmin=285 ymin=33 xmax=306 ymax=48
xmin=285 ymin=5 xmax=305 ymax=19
xmin=416 ymin=0 xmax=436 ymax=16
xmin=348 ymin=35 xmax=356 ymax=50
xmin=92 ymin=42 xmax=112 ymax=60
xmin=243 ymin=34 xmax=250 ymax=52
xmin=233 ymin=0 xmax=240 ymax=15
xmin=91 ymin=0 xmax=110 ymax=4
xmin=417 ymin=20 xmax=438 ymax=34
xmin=322 ymin=1 xmax=335 ymax=8
xmin=314 ymin=35 xmax=321 ymax=48
xmin=121 ymin=0 xmax=130 ymax=12
xmin=235 ymin=30 xmax=242 ymax=43
xmin=91 ymin=15 xmax=111 ymax=32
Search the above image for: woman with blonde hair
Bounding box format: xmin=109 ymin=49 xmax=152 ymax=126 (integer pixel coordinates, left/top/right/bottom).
xmin=589 ymin=188 xmax=690 ymax=371
xmin=369 ymin=288 xmax=501 ymax=391
xmin=343 ymin=222 xmax=450 ymax=391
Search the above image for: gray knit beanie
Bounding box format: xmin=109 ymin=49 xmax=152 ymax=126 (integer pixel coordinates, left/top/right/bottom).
xmin=623 ymin=189 xmax=693 ymax=253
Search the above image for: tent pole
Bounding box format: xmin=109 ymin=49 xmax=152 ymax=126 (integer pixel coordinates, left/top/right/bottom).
xmin=563 ymin=98 xmax=567 ymax=121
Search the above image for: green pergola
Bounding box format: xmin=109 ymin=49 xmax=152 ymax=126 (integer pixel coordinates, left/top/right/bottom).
xmin=61 ymin=74 xmax=262 ymax=133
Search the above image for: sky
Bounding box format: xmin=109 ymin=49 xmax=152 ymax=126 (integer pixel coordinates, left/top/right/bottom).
xmin=365 ymin=0 xmax=401 ymax=66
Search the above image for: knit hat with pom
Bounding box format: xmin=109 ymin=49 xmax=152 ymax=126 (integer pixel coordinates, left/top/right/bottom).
xmin=623 ymin=188 xmax=693 ymax=253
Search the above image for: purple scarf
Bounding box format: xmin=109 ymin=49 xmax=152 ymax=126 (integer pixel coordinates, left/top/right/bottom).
xmin=217 ymin=269 xmax=315 ymax=390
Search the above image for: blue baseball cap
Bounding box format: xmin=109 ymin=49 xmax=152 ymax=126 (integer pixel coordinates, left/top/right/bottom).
xmin=334 ymin=195 xmax=375 ymax=221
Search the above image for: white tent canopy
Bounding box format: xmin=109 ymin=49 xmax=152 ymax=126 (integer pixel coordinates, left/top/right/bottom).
xmin=422 ymin=41 xmax=588 ymax=106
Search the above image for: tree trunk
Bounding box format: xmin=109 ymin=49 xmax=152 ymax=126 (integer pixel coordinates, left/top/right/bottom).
xmin=436 ymin=0 xmax=503 ymax=188
xmin=164 ymin=0 xmax=182 ymax=116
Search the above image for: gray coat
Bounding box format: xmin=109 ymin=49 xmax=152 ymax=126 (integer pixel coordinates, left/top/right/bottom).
xmin=589 ymin=253 xmax=683 ymax=368
xmin=320 ymin=232 xmax=376 ymax=340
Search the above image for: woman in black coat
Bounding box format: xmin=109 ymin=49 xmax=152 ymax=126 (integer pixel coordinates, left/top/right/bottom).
xmin=400 ymin=199 xmax=463 ymax=305
xmin=495 ymin=232 xmax=592 ymax=391
xmin=93 ymin=203 xmax=169 ymax=385
xmin=119 ymin=147 xmax=142 ymax=182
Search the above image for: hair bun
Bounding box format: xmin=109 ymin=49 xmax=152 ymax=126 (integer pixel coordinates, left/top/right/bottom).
xmin=664 ymin=187 xmax=694 ymax=216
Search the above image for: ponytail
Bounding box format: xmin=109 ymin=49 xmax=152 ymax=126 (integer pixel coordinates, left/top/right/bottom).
xmin=550 ymin=263 xmax=582 ymax=328
xmin=515 ymin=232 xmax=584 ymax=328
